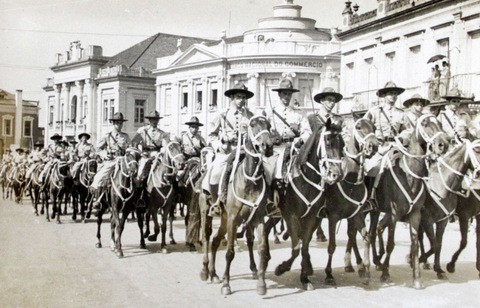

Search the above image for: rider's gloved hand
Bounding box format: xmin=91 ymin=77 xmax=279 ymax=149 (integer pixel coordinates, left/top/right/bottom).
xmin=293 ymin=137 xmax=304 ymax=149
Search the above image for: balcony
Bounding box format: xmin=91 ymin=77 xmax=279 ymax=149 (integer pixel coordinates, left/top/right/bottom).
xmin=97 ymin=65 xmax=154 ymax=79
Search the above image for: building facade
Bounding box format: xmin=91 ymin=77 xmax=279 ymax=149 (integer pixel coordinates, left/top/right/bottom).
xmin=337 ymin=0 xmax=480 ymax=114
xmin=0 ymin=89 xmax=42 ymax=154
xmin=153 ymin=0 xmax=341 ymax=136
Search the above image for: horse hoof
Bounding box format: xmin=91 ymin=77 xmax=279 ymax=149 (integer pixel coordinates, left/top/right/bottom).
xmin=200 ymin=270 xmax=209 ymax=281
xmin=325 ymin=277 xmax=336 ymax=286
xmin=317 ymin=235 xmax=328 ymax=242
xmin=345 ymin=265 xmax=355 ymax=273
xmin=380 ymin=275 xmax=391 ymax=283
xmin=413 ymin=280 xmax=424 ymax=290
xmin=170 ymin=240 xmax=177 ymax=245
xmin=116 ymin=250 xmax=124 ymax=258
xmin=437 ymin=272 xmax=448 ymax=280
xmin=40 ymin=210 xmax=44 ymax=215
xmin=221 ymin=285 xmax=232 ymax=295
xmin=251 ymin=272 xmax=258 ymax=280
xmin=147 ymin=235 xmax=157 ymax=242
xmin=143 ymin=231 xmax=150 ymax=239
xmin=358 ymin=268 xmax=367 ymax=278
xmin=376 ymin=264 xmax=383 ymax=271
xmin=95 ymin=242 xmax=102 ymax=248
xmin=446 ymin=262 xmax=455 ymax=273
xmin=72 ymin=215 xmax=76 ymax=221
xmin=140 ymin=243 xmax=146 ymax=249
xmin=34 ymin=212 xmax=39 ymax=216
xmin=423 ymin=263 xmax=431 ymax=270
xmin=257 ymin=284 xmax=267 ymax=296
xmin=46 ymin=218 xmax=50 ymax=222
xmin=303 ymin=282 xmax=314 ymax=291
xmin=161 ymin=248 xmax=168 ymax=254
xmin=86 ymin=212 xmax=91 ymax=219
xmin=56 ymin=220 xmax=61 ymax=224
xmin=211 ymin=276 xmax=221 ymax=284
xmin=274 ymin=237 xmax=280 ymax=244
xmin=275 ymin=265 xmax=288 ymax=276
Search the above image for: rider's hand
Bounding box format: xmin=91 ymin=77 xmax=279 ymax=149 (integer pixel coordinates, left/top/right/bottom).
xmin=293 ymin=138 xmax=304 ymax=148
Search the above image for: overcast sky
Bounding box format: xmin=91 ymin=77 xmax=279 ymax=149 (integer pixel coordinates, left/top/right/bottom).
xmin=0 ymin=0 xmax=377 ymax=101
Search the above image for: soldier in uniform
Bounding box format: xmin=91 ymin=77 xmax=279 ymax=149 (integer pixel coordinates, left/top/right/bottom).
xmin=263 ymin=78 xmax=311 ymax=187
xmin=398 ymin=94 xmax=430 ymax=143
xmin=181 ymin=116 xmax=206 ymax=159
xmin=437 ymin=88 xmax=473 ymax=141
xmin=70 ymin=133 xmax=95 ymax=182
xmin=309 ymin=87 xmax=345 ymax=131
xmin=202 ymin=82 xmax=254 ymax=204
xmin=90 ymin=112 xmax=131 ymax=209
xmin=363 ymin=81 xmax=405 ymax=208
xmin=0 ymin=149 xmax=13 ymax=177
xmin=40 ymin=133 xmax=66 ymax=184
xmin=25 ymin=142 xmax=45 ymax=182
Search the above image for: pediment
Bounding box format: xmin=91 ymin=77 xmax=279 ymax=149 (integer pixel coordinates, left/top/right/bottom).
xmin=169 ymin=45 xmax=220 ymax=67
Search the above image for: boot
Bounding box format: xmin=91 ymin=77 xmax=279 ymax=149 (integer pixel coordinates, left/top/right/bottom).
xmin=363 ymin=187 xmax=378 ymax=213
xmin=219 ymin=165 xmax=233 ymax=204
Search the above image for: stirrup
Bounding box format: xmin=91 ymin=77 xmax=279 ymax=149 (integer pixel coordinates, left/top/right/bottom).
xmin=363 ymin=199 xmax=377 ymax=213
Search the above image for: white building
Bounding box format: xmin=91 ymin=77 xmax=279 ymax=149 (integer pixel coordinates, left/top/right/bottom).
xmin=153 ymin=0 xmax=341 ymax=136
xmin=337 ymin=0 xmax=480 ymax=114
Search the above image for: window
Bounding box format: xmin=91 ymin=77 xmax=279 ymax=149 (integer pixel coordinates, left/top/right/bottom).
xmin=385 ymin=52 xmax=396 ymax=82
xmin=298 ymin=78 xmax=314 ymax=107
xmin=164 ymin=88 xmax=172 ymax=114
xmin=264 ymin=78 xmax=280 ymax=107
xmin=196 ymin=90 xmax=203 ymax=112
xmin=181 ymin=87 xmax=188 ymax=114
xmin=408 ymin=45 xmax=422 ymax=87
xmin=83 ymin=100 xmax=88 ymax=123
xmin=49 ymin=105 xmax=54 ymax=125
xmin=3 ymin=117 xmax=13 ymax=136
xmin=70 ymin=95 xmax=77 ymax=122
xmin=210 ymin=86 xmax=218 ymax=111
xmin=109 ymin=99 xmax=115 ymax=119
xmin=437 ymin=38 xmax=449 ymax=58
xmin=103 ymin=99 xmax=109 ymax=123
xmin=134 ymin=99 xmax=145 ymax=124
xmin=345 ymin=62 xmax=355 ymax=97
xmin=23 ymin=119 xmax=32 ymax=137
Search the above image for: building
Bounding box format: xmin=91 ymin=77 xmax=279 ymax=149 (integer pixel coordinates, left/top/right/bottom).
xmin=0 ymin=89 xmax=42 ymax=154
xmin=153 ymin=0 xmax=341 ymax=136
xmin=337 ymin=0 xmax=480 ymax=114
xmin=43 ymin=36 xmax=213 ymax=143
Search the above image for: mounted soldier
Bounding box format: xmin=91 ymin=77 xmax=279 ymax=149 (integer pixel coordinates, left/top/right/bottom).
xmin=0 ymin=149 xmax=13 ymax=176
xmin=398 ymin=93 xmax=430 ymax=143
xmin=39 ymin=133 xmax=66 ymax=184
xmin=181 ymin=116 xmax=206 ymax=159
xmin=263 ymin=78 xmax=311 ymax=188
xmin=202 ymin=82 xmax=254 ymax=204
xmin=70 ymin=133 xmax=95 ymax=183
xmin=25 ymin=142 xmax=45 ymax=183
xmin=363 ymin=81 xmax=405 ymax=207
xmin=90 ymin=112 xmax=131 ymax=210
xmin=437 ymin=88 xmax=473 ymax=141
xmin=308 ymin=87 xmax=345 ymax=131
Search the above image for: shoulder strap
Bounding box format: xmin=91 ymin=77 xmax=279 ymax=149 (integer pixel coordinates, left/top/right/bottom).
xmin=272 ymin=108 xmax=300 ymax=137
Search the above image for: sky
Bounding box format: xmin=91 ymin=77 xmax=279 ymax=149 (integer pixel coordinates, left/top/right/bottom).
xmin=0 ymin=0 xmax=377 ymax=102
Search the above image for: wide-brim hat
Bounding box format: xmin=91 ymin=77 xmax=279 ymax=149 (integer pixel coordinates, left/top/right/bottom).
xmin=376 ymin=81 xmax=405 ymax=98
xmin=313 ymin=87 xmax=343 ymax=103
xmin=224 ymin=82 xmax=254 ymax=99
xmin=441 ymin=88 xmax=471 ymax=102
xmin=109 ymin=112 xmax=128 ymax=122
xmin=69 ymin=140 xmax=78 ymax=145
xmin=144 ymin=110 xmax=162 ymax=120
xmin=60 ymin=140 xmax=69 ymax=147
xmin=184 ymin=116 xmax=204 ymax=127
xmin=403 ymin=94 xmax=430 ymax=108
xmin=272 ymin=78 xmax=299 ymax=93
xmin=50 ymin=133 xmax=62 ymax=141
xmin=15 ymin=148 xmax=25 ymax=154
xmin=33 ymin=142 xmax=44 ymax=148
xmin=78 ymin=132 xmax=91 ymax=140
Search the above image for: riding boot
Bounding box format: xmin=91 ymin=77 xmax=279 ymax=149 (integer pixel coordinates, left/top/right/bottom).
xmin=363 ymin=176 xmax=377 ymax=212
xmin=218 ymin=164 xmax=233 ymax=204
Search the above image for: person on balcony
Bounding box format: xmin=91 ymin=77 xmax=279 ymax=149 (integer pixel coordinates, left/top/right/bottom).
xmin=439 ymin=61 xmax=451 ymax=97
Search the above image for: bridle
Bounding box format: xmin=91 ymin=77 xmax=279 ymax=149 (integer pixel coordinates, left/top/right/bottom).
xmin=344 ymin=118 xmax=376 ymax=184
xmin=110 ymin=148 xmax=139 ymax=206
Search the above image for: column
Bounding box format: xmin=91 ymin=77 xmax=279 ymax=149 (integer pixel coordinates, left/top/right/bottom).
xmin=247 ymin=73 xmax=259 ymax=110
xmin=62 ymin=83 xmax=70 ymax=137
xmin=171 ymin=82 xmax=180 ymax=135
xmin=54 ymin=84 xmax=62 ymax=136
xmin=450 ymin=12 xmax=463 ymax=86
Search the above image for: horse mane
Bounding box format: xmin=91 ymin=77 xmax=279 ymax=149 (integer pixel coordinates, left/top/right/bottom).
xmin=297 ymin=126 xmax=321 ymax=166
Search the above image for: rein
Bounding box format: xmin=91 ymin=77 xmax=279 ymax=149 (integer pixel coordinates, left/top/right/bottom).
xmin=110 ymin=153 xmax=138 ymax=207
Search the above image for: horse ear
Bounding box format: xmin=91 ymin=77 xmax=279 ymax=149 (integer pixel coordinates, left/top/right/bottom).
xmin=351 ymin=111 xmax=362 ymax=121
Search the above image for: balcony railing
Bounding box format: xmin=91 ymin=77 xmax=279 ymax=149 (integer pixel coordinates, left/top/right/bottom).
xmin=97 ymin=65 xmax=154 ymax=79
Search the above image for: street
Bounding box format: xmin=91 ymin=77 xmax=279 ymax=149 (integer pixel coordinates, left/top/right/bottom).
xmin=1 ymin=196 xmax=480 ymax=308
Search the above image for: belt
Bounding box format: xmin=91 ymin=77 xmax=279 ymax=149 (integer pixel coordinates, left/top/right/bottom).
xmin=385 ymin=137 xmax=395 ymax=142
xmin=282 ymin=137 xmax=295 ymax=142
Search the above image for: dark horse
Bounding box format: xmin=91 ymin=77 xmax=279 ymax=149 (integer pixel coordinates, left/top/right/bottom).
xmin=10 ymin=163 xmax=27 ymax=204
xmin=142 ymin=138 xmax=186 ymax=253
xmin=369 ymin=113 xmax=449 ymax=288
xmin=95 ymin=148 xmax=142 ymax=257
xmin=320 ymin=117 xmax=379 ymax=286
xmin=201 ymin=115 xmax=273 ymax=296
xmin=28 ymin=163 xmax=44 ymax=215
xmin=274 ymin=118 xmax=344 ymax=290
xmin=44 ymin=161 xmax=71 ymax=223
xmin=419 ymin=139 xmax=480 ymax=279
xmin=71 ymin=158 xmax=97 ymax=222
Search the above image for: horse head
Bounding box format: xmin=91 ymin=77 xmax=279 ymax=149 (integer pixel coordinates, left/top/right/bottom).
xmin=246 ymin=115 xmax=273 ymax=158
xmin=163 ymin=137 xmax=186 ymax=172
xmin=200 ymin=147 xmax=215 ymax=169
xmin=415 ymin=114 xmax=449 ymax=159
xmin=352 ymin=117 xmax=379 ymax=158
xmin=123 ymin=148 xmax=140 ymax=178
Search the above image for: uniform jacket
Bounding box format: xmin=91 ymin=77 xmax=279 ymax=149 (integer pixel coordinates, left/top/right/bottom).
xmin=74 ymin=142 xmax=95 ymax=159
xmin=265 ymin=104 xmax=312 ymax=144
xmin=97 ymin=129 xmax=131 ymax=157
xmin=131 ymin=125 xmax=169 ymax=150
xmin=209 ymin=106 xmax=254 ymax=143
xmin=363 ymin=105 xmax=404 ymax=140
xmin=181 ymin=131 xmax=206 ymax=157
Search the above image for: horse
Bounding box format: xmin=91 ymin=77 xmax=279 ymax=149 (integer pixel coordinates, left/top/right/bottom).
xmin=273 ymin=118 xmax=344 ymax=290
xmin=142 ymin=138 xmax=186 ymax=253
xmin=71 ymin=158 xmax=97 ymax=222
xmin=0 ymin=162 xmax=12 ymax=199
xmin=201 ymin=115 xmax=273 ymax=295
xmin=28 ymin=162 xmax=44 ymax=216
xmin=321 ymin=117 xmax=379 ymax=286
xmin=419 ymin=139 xmax=480 ymax=279
xmin=95 ymin=148 xmax=143 ymax=257
xmin=44 ymin=161 xmax=71 ymax=223
xmin=9 ymin=163 xmax=27 ymax=204
xmin=367 ymin=113 xmax=449 ymax=288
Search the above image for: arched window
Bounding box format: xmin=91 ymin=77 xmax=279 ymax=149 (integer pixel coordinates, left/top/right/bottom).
xmin=70 ymin=95 xmax=77 ymax=122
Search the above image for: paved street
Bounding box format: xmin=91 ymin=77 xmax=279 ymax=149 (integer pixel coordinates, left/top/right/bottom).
xmin=1 ymin=196 xmax=480 ymax=308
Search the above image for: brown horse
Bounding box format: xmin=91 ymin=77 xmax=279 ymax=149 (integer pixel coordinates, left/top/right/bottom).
xmin=9 ymin=163 xmax=27 ymax=204
xmin=419 ymin=140 xmax=480 ymax=279
xmin=142 ymin=139 xmax=186 ymax=253
xmin=44 ymin=161 xmax=71 ymax=223
xmin=28 ymin=163 xmax=44 ymax=216
xmin=368 ymin=114 xmax=449 ymax=288
xmin=321 ymin=117 xmax=379 ymax=286
xmin=274 ymin=118 xmax=344 ymax=290
xmin=71 ymin=158 xmax=97 ymax=222
xmin=201 ymin=115 xmax=273 ymax=295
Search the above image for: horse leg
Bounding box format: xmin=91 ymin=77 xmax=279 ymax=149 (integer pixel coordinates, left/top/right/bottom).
xmin=210 ymin=209 xmax=227 ymax=284
xmin=476 ymin=215 xmax=480 ymax=279
xmin=419 ymin=215 xmax=436 ymax=268
xmin=143 ymin=211 xmax=151 ymax=239
xmin=147 ymin=206 xmax=160 ymax=242
xmin=447 ymin=212 xmax=469 ymax=274
xmin=95 ymin=208 xmax=103 ymax=248
xmin=115 ymin=211 xmax=128 ymax=258
xmin=44 ymin=190 xmax=50 ymax=222
xmin=380 ymin=223 xmax=396 ymax=283
xmin=377 ymin=214 xmax=391 ymax=267
xmin=136 ymin=210 xmax=146 ymax=249
xmin=255 ymin=222 xmax=269 ymax=295
xmin=344 ymin=219 xmax=357 ymax=273
xmin=325 ymin=218 xmax=338 ymax=286
xmin=71 ymin=191 xmax=77 ymax=221
xmin=110 ymin=213 xmax=117 ymax=252
xmin=369 ymin=211 xmax=381 ymax=270
xmin=245 ymin=226 xmax=258 ymax=279
xmin=358 ymin=223 xmax=371 ymax=285
xmin=433 ymin=220 xmax=449 ymax=279
xmin=221 ymin=214 xmax=237 ymax=296
xmin=299 ymin=218 xmax=316 ymax=291
xmin=160 ymin=207 xmax=169 ymax=253
xmin=409 ymin=212 xmax=423 ymax=289
xmin=56 ymin=192 xmax=63 ymax=224
xmin=316 ymin=218 xmax=327 ymax=242
xmin=418 ymin=224 xmax=430 ymax=269
xmin=275 ymin=216 xmax=301 ymax=277
xmin=200 ymin=195 xmax=213 ymax=281
xmin=169 ymin=207 xmax=176 ymax=245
